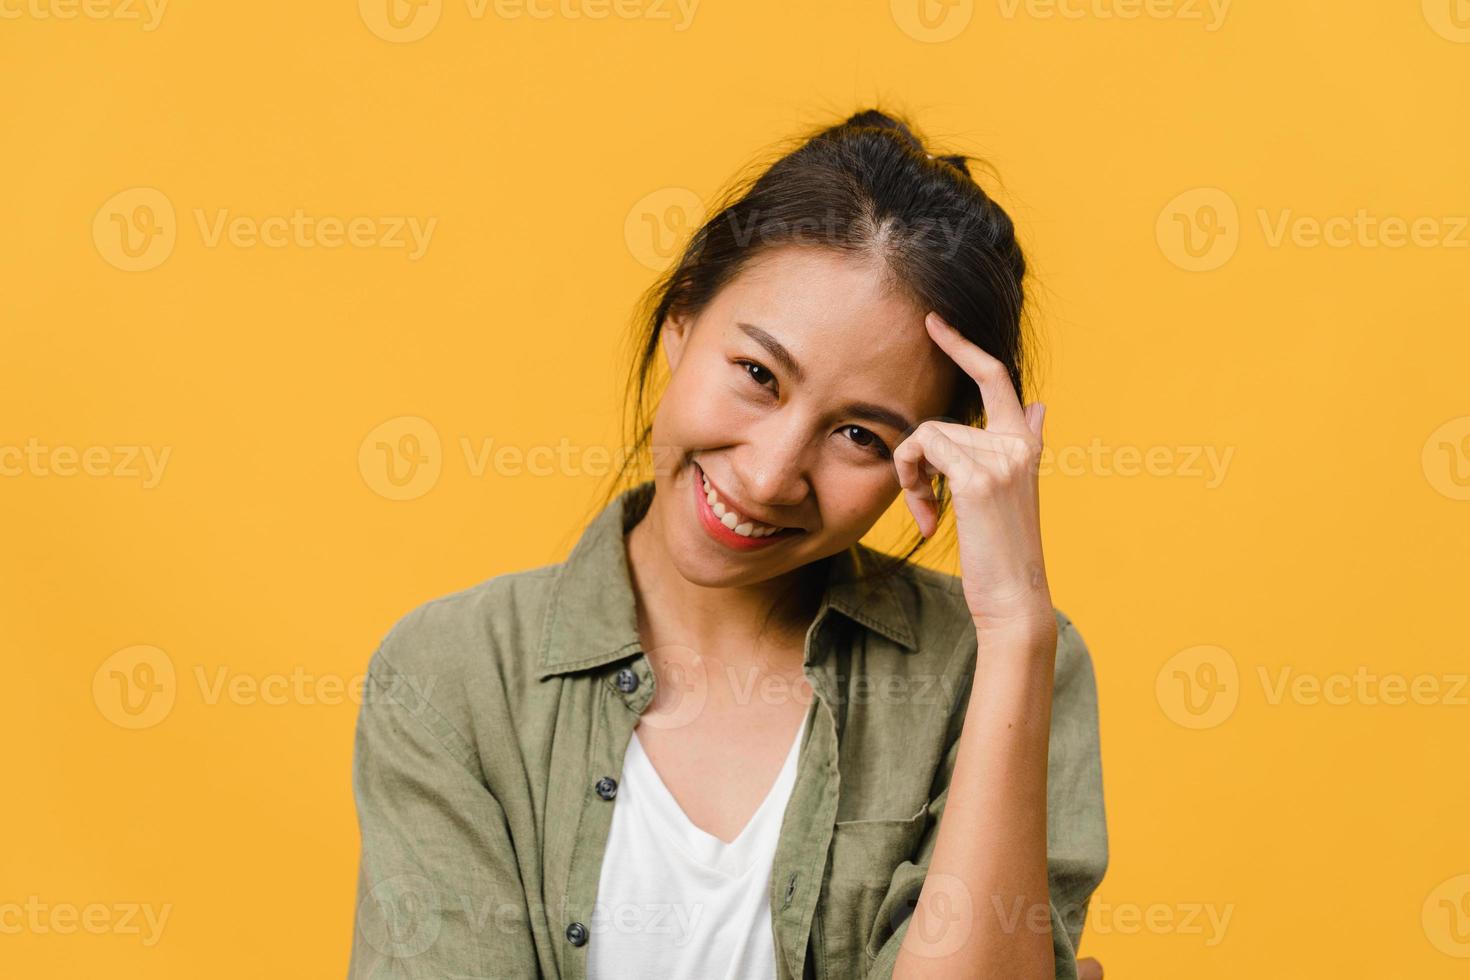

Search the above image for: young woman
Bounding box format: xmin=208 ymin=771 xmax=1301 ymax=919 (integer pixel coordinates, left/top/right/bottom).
xmin=348 ymin=109 xmax=1108 ymax=980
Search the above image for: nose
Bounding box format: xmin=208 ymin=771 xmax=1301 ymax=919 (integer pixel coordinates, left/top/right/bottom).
xmin=736 ymin=412 xmax=813 ymax=510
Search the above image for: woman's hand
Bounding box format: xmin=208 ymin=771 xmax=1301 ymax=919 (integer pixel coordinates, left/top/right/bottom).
xmin=893 ymin=312 xmax=1055 ymax=641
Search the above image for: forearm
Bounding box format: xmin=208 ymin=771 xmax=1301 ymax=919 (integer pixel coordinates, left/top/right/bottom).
xmin=892 ymin=621 xmax=1058 ymax=980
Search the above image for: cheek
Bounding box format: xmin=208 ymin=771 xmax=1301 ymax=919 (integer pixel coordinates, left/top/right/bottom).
xmin=815 ymin=470 xmax=898 ymax=534
xmin=656 ymin=353 xmax=745 ymax=443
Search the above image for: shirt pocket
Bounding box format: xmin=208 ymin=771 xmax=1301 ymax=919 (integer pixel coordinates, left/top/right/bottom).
xmin=816 ymin=802 xmax=929 ymax=978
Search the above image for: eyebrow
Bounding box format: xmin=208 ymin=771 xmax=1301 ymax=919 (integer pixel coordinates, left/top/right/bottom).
xmin=736 ymin=321 xmax=917 ymax=436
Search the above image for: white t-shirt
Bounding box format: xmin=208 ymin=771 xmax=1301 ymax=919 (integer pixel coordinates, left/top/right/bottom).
xmin=585 ymin=714 xmax=808 ymax=980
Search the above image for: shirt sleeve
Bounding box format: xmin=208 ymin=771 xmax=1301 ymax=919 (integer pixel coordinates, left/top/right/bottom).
xmin=347 ymin=645 xmax=542 ymax=980
xmin=864 ymin=613 xmax=1109 ymax=979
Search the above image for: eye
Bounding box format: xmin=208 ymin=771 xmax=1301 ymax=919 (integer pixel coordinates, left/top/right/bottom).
xmin=736 ymin=358 xmax=777 ymax=392
xmin=839 ymin=424 xmax=892 ymax=460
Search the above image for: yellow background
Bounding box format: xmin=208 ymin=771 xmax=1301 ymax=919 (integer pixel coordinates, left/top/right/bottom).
xmin=4 ymin=0 xmax=1468 ymax=976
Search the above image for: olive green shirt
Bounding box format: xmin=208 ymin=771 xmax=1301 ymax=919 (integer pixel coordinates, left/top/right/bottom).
xmin=348 ymin=479 xmax=1107 ymax=979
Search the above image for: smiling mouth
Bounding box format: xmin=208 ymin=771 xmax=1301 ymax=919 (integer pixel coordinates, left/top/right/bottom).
xmin=692 ymin=463 xmax=804 ymax=546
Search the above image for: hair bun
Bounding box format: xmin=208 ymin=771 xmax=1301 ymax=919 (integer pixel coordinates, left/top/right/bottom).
xmin=841 ymin=109 xmax=925 ymax=152
xmin=936 ymin=153 xmax=972 ymax=177
xmin=840 ymin=110 xmax=972 ymax=178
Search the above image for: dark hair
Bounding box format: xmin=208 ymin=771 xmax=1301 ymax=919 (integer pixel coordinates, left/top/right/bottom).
xmin=596 ymin=106 xmax=1040 ymax=585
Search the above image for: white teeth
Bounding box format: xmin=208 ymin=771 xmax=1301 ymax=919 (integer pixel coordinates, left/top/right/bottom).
xmin=700 ymin=471 xmax=784 ymax=537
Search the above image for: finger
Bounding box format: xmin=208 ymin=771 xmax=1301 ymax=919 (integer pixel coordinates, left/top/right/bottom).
xmin=892 ymin=425 xmax=974 ymax=538
xmin=892 ymin=433 xmax=938 ymax=539
xmin=1077 ymin=957 xmax=1104 ymax=980
xmin=924 ymin=311 xmax=1029 ymax=434
xmin=922 ymin=418 xmax=1036 ymax=459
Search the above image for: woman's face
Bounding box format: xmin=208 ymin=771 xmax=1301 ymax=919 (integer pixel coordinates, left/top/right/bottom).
xmin=647 ymin=244 xmax=960 ymax=588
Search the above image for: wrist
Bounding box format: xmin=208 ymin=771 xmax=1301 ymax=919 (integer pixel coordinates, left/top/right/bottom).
xmin=972 ymin=609 xmax=1058 ymax=652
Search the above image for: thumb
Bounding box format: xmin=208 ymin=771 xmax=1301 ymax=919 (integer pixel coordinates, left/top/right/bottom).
xmin=1025 ymin=402 xmax=1047 ymax=439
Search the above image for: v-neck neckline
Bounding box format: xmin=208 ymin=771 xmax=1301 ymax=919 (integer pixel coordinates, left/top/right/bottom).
xmin=626 ymin=714 xmax=807 ymax=876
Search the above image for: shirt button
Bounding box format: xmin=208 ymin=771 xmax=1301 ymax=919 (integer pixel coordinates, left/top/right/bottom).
xmin=566 ymin=921 xmax=588 ymax=946
xmin=615 ymin=667 xmax=639 ymax=693
xmin=595 ymin=776 xmax=618 ymax=800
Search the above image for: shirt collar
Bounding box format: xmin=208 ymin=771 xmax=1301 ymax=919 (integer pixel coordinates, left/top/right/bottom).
xmin=535 ymin=479 xmax=920 ymax=681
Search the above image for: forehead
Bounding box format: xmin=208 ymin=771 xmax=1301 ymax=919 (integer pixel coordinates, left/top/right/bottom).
xmin=703 ymin=245 xmax=957 ymax=418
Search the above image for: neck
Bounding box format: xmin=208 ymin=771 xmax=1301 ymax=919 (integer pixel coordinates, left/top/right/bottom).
xmin=624 ymin=490 xmax=824 ymax=674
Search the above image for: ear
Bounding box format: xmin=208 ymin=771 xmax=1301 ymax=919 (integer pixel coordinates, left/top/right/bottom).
xmin=661 ymin=311 xmax=694 ymax=372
